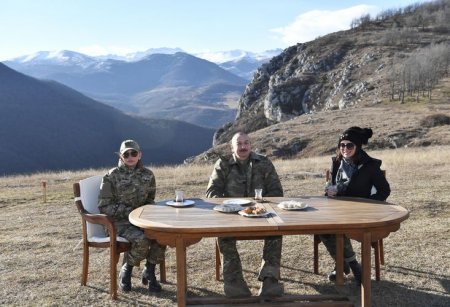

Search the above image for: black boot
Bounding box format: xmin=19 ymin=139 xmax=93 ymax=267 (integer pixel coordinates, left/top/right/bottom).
xmin=328 ymin=262 xmax=350 ymax=281
xmin=142 ymin=262 xmax=162 ymax=292
xmin=119 ymin=263 xmax=133 ymax=292
xmin=349 ymin=260 xmax=362 ymax=285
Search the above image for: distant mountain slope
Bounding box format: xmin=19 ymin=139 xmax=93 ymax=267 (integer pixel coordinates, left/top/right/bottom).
xmin=213 ymin=0 xmax=450 ymax=145
xmin=0 ymin=63 xmax=214 ymax=175
xmin=195 ymin=49 xmax=283 ymax=80
xmin=219 ymin=57 xmax=268 ymax=80
xmin=5 ymin=52 xmax=248 ymax=128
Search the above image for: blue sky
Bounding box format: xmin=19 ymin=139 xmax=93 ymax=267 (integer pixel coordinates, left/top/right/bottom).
xmin=0 ymin=0 xmax=428 ymax=61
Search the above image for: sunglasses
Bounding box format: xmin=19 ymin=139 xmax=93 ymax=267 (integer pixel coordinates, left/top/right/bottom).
xmin=122 ymin=150 xmax=138 ymax=158
xmin=339 ymin=142 xmax=355 ymax=150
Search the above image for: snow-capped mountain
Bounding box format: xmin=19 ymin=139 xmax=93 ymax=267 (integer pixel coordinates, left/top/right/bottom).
xmin=13 ymin=50 xmax=98 ymax=67
xmin=5 ymin=48 xmax=282 ymax=80
xmin=3 ymin=48 xmax=282 ymax=126
xmin=194 ymin=49 xmax=282 ymax=64
xmin=4 ymin=51 xmax=247 ymax=128
xmin=194 ymin=49 xmax=282 ymax=79
xmin=96 ymin=47 xmax=185 ymax=62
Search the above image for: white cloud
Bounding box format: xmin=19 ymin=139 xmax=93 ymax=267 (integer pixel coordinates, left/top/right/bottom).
xmin=271 ymin=5 xmax=379 ymax=45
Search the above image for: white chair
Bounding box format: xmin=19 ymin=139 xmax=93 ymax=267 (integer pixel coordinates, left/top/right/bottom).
xmin=73 ymin=175 xmax=166 ymax=299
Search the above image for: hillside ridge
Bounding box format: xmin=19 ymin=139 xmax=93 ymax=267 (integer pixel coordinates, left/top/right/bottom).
xmin=213 ymin=0 xmax=450 ymax=145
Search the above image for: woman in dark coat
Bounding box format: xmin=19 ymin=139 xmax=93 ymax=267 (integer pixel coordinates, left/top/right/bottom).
xmin=321 ymin=127 xmax=390 ymax=284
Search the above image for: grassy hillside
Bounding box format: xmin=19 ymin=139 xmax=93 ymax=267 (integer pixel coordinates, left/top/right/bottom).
xmin=191 ymin=100 xmax=450 ymax=164
xmin=1 ymin=145 xmax=449 ymax=306
xmin=0 ymin=63 xmax=215 ymax=175
xmin=214 ymin=0 xmax=450 ymax=145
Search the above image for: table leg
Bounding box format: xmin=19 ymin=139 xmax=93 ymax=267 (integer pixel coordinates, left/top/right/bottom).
xmin=176 ymin=237 xmax=187 ymax=307
xmin=335 ymin=234 xmax=344 ymax=286
xmin=361 ymin=232 xmax=372 ymax=307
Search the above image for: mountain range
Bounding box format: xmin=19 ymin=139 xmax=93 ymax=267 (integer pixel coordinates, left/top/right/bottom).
xmin=0 ymin=63 xmax=215 ymax=175
xmin=4 ymin=49 xmax=280 ymax=128
xmin=3 ymin=1 xmax=447 ymax=176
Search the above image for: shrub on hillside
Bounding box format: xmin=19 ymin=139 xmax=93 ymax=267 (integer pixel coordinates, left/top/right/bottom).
xmin=420 ymin=113 xmax=450 ymax=127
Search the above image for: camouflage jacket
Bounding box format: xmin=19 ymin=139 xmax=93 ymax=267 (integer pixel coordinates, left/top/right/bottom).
xmin=206 ymin=152 xmax=283 ymax=198
xmin=98 ymin=160 xmax=156 ymax=225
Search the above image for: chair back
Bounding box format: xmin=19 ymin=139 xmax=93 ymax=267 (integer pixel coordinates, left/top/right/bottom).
xmin=370 ymin=170 xmax=386 ymax=195
xmin=79 ymin=175 xmax=105 ymax=239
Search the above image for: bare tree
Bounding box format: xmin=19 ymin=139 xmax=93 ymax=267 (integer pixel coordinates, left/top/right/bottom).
xmin=397 ymin=43 xmax=450 ymax=102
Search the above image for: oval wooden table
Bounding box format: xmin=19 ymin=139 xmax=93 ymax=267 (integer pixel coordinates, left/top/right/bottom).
xmin=129 ymin=196 xmax=409 ymax=307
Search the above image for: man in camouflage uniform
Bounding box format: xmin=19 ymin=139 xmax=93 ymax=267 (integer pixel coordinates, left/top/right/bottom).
xmin=98 ymin=139 xmax=166 ymax=293
xmin=206 ymin=132 xmax=284 ymax=298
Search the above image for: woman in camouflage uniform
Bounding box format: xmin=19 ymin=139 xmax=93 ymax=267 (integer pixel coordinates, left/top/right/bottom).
xmin=98 ymin=140 xmax=166 ymax=293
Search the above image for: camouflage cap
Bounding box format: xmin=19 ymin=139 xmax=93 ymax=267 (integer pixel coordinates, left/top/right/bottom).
xmin=119 ymin=139 xmax=141 ymax=154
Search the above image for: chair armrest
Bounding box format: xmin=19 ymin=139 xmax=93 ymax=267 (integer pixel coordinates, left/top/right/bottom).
xmin=84 ymin=213 xmax=120 ymax=241
xmin=74 ymin=198 xmax=115 ymax=228
xmin=73 ymin=188 xmax=120 ymax=241
xmin=83 ymin=212 xmax=114 ymax=228
xmin=82 ymin=212 xmax=121 ymax=243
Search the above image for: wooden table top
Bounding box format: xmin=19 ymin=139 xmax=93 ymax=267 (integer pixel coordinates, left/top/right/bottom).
xmin=129 ymin=196 xmax=409 ymax=307
xmin=129 ymin=196 xmax=409 ymax=236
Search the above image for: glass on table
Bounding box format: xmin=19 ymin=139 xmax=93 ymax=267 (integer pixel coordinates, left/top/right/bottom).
xmin=326 ymin=185 xmax=338 ymax=197
xmin=175 ymin=190 xmax=184 ymax=202
xmin=254 ymin=188 xmax=263 ymax=203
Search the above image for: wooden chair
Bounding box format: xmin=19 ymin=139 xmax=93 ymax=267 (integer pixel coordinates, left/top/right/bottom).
xmin=73 ymin=175 xmax=166 ymax=299
xmin=313 ymin=170 xmax=386 ymax=281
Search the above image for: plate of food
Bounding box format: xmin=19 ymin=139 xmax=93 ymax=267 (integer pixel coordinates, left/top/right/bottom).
xmin=165 ymin=200 xmax=195 ymax=207
xmin=213 ymin=203 xmax=242 ymax=213
xmin=223 ymin=199 xmax=252 ymax=206
xmin=238 ymin=206 xmax=271 ymax=217
xmin=277 ymin=200 xmax=308 ymax=211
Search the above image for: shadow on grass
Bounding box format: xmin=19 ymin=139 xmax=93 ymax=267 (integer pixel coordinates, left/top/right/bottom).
xmin=83 ymin=264 xmax=449 ymax=306
xmin=388 ymin=265 xmax=450 ymax=294
xmin=278 ymin=265 xmax=449 ymax=307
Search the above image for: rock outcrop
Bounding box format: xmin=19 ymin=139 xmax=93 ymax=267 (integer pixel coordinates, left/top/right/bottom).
xmin=213 ymin=2 xmax=450 ymax=146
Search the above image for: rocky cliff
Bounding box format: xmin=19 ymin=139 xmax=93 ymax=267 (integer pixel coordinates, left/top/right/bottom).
xmin=213 ymin=0 xmax=450 ymax=146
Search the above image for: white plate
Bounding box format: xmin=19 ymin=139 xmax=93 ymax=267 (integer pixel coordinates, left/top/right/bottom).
xmin=165 ymin=200 xmax=195 ymax=207
xmin=238 ymin=209 xmax=271 ymax=218
xmin=223 ymin=199 xmax=252 ymax=206
xmin=277 ymin=201 xmax=308 ymax=211
xmin=213 ymin=204 xmax=242 ymax=213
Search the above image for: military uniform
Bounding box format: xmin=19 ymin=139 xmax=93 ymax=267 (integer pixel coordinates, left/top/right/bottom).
xmin=98 ymin=160 xmax=166 ymax=266
xmin=206 ymin=152 xmax=283 ymax=297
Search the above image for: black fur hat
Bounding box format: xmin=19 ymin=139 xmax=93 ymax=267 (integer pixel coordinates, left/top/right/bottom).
xmin=339 ymin=127 xmax=373 ymax=147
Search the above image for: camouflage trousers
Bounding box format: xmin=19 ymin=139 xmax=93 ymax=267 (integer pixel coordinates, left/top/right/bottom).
xmin=218 ymin=236 xmax=282 ymax=283
xmin=116 ymin=223 xmax=166 ymax=267
xmin=319 ymin=234 xmax=356 ymax=263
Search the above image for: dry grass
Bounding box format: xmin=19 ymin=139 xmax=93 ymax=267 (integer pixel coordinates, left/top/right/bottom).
xmin=1 ymin=146 xmax=449 ymax=307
